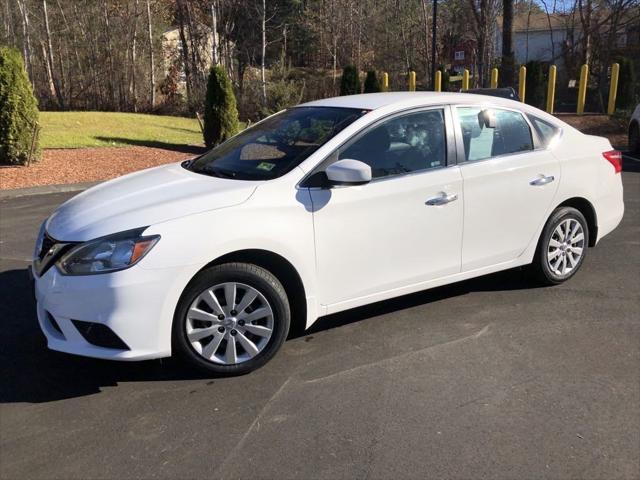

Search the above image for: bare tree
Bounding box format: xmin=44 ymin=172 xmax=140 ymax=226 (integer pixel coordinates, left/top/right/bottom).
xmin=145 ymin=0 xmax=155 ymax=108
xmin=42 ymin=0 xmax=65 ymax=108
xmin=501 ymin=0 xmax=515 ymax=86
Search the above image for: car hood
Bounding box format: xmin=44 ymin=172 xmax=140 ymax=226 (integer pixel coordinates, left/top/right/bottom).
xmin=46 ymin=162 xmax=259 ymax=241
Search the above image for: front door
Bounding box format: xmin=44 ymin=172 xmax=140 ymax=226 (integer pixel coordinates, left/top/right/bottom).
xmin=308 ymin=107 xmax=464 ymax=310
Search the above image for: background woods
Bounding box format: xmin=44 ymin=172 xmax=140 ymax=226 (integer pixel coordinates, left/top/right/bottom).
xmin=1 ymin=0 xmax=638 ymax=120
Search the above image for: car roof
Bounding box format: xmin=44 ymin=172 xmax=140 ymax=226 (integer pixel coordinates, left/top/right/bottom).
xmin=298 ymin=91 xmax=571 ymax=131
xmin=299 ymin=91 xmax=527 ymax=111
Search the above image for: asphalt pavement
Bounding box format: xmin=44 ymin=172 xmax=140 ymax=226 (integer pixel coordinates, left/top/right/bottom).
xmin=1 ymin=156 xmax=639 ymax=479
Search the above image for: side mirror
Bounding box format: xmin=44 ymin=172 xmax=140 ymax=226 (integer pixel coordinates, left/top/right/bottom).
xmin=325 ymin=159 xmax=372 ymax=186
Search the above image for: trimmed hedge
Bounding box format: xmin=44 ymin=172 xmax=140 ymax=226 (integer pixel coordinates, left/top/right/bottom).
xmin=0 ymin=47 xmax=39 ymax=165
xmin=363 ymin=70 xmax=381 ymax=93
xmin=203 ymin=65 xmax=240 ymax=148
xmin=340 ymin=66 xmax=361 ymax=96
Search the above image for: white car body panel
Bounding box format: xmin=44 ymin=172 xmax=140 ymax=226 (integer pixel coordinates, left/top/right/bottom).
xmin=32 ymin=92 xmax=624 ymax=361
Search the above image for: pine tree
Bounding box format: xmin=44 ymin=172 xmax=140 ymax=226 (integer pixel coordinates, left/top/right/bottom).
xmin=340 ymin=66 xmax=361 ymax=96
xmin=363 ymin=70 xmax=381 ymax=93
xmin=203 ymin=66 xmax=240 ymax=148
xmin=0 ymin=47 xmax=40 ymax=165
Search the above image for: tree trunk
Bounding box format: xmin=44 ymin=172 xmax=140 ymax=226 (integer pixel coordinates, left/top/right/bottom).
xmin=421 ymin=0 xmax=431 ymax=87
xmin=260 ymin=0 xmax=267 ymax=107
xmin=43 ymin=0 xmax=65 ymax=109
xmin=176 ymin=0 xmax=192 ymax=105
xmin=211 ymin=1 xmax=219 ymax=65
xmin=146 ymin=0 xmax=155 ymax=108
xmin=16 ymin=0 xmax=34 ymax=86
xmin=103 ymin=0 xmax=117 ymax=109
xmin=501 ymin=0 xmax=515 ymax=87
xmin=131 ymin=0 xmax=139 ymax=112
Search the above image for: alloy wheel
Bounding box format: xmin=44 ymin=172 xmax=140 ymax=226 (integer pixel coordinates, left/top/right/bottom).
xmin=185 ymin=282 xmax=274 ymax=365
xmin=546 ymin=218 xmax=585 ymax=277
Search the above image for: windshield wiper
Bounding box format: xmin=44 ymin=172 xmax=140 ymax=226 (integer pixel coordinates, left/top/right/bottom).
xmin=205 ymin=167 xmax=238 ymax=179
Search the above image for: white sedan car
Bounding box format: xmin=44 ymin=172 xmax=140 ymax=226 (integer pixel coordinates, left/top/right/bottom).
xmin=32 ymin=92 xmax=624 ymax=375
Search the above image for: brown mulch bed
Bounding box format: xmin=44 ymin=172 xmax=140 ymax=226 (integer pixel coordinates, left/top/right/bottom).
xmin=0 ymin=145 xmax=206 ymax=190
xmin=558 ymin=114 xmax=628 ymax=149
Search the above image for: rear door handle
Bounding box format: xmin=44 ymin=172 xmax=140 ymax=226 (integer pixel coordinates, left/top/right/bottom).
xmin=530 ymin=174 xmax=555 ymax=186
xmin=425 ymin=192 xmax=458 ymax=206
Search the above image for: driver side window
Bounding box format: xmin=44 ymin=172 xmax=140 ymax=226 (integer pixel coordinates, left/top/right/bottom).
xmin=337 ymin=109 xmax=447 ymax=179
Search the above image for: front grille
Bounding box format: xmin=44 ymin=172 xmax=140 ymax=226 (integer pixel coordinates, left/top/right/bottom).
xmin=71 ymin=320 xmax=130 ymax=350
xmin=34 ymin=233 xmax=75 ymax=277
xmin=38 ymin=233 xmax=56 ymax=261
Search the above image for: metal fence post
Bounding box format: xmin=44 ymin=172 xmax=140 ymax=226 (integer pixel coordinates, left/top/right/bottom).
xmin=577 ymin=64 xmax=589 ymax=115
xmin=607 ymin=63 xmax=620 ymax=116
xmin=518 ymin=66 xmax=526 ymax=103
xmin=546 ymin=65 xmax=556 ymax=114
xmin=435 ymin=70 xmax=442 ymax=92
xmin=490 ymin=68 xmax=499 ymax=88
xmin=382 ymin=72 xmax=389 ymax=92
xmin=409 ymin=71 xmax=416 ymax=91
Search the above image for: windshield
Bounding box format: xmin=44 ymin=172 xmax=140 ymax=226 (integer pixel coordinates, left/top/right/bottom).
xmin=186 ymin=107 xmax=368 ymax=180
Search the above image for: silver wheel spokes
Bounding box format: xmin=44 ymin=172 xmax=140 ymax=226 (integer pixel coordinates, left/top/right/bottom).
xmin=547 ymin=218 xmax=585 ymax=277
xmin=186 ymin=282 xmax=274 ymax=365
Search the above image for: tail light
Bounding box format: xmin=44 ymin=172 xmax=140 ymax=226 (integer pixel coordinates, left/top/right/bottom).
xmin=602 ymin=150 xmax=622 ymax=173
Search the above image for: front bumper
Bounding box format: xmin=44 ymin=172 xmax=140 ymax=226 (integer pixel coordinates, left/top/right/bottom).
xmin=33 ymin=262 xmax=192 ymax=361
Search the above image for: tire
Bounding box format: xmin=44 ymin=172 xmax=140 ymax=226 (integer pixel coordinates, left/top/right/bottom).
xmin=630 ymin=123 xmax=640 ymax=154
xmin=173 ymin=262 xmax=290 ymax=376
xmin=530 ymin=207 xmax=589 ymax=285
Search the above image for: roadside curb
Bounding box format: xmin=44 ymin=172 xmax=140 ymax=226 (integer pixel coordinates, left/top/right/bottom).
xmin=0 ymin=182 xmax=98 ymax=200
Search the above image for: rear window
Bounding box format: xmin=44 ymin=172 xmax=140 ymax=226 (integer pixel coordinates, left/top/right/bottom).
xmin=528 ymin=115 xmax=561 ymax=147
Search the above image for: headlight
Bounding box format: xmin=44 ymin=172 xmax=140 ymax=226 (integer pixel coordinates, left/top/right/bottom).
xmin=57 ymin=228 xmax=160 ymax=275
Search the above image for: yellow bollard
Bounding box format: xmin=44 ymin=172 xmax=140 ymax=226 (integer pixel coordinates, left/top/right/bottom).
xmin=435 ymin=70 xmax=442 ymax=92
xmin=462 ymin=69 xmax=470 ymax=91
xmin=546 ymin=65 xmax=557 ymax=114
xmin=490 ymin=68 xmax=499 ymax=88
xmin=409 ymin=71 xmax=416 ymax=91
xmin=577 ymin=64 xmax=588 ymax=115
xmin=381 ymin=72 xmax=389 ymax=92
xmin=518 ymin=66 xmax=526 ymax=103
xmin=607 ymin=63 xmax=620 ymax=116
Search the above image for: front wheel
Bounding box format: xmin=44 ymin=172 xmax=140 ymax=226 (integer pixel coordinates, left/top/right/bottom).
xmin=531 ymin=207 xmax=589 ymax=285
xmin=173 ymin=263 xmax=290 ymax=376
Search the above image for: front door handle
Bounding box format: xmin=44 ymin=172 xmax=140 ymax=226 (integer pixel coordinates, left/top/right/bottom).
xmin=530 ymin=174 xmax=555 ymax=186
xmin=425 ymin=192 xmax=458 ymax=206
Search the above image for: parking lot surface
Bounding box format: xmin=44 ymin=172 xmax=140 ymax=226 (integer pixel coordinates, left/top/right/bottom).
xmin=1 ymin=157 xmax=639 ymax=479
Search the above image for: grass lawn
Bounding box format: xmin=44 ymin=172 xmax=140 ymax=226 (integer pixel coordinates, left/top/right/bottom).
xmin=40 ymin=111 xmax=203 ymax=149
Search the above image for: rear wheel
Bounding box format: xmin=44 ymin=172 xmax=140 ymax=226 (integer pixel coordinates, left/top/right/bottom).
xmin=173 ymin=263 xmax=290 ymax=376
xmin=531 ymin=207 xmax=589 ymax=285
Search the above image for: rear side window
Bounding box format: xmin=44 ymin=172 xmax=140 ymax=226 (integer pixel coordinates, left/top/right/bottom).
xmin=457 ymin=107 xmax=533 ymax=162
xmin=528 ymin=115 xmax=560 ymax=147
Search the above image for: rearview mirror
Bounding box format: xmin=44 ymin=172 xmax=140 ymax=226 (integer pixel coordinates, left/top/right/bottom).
xmin=325 ymin=159 xmax=372 ymax=186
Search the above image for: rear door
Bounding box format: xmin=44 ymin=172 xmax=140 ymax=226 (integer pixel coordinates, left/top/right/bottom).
xmin=454 ymin=106 xmax=560 ymax=271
